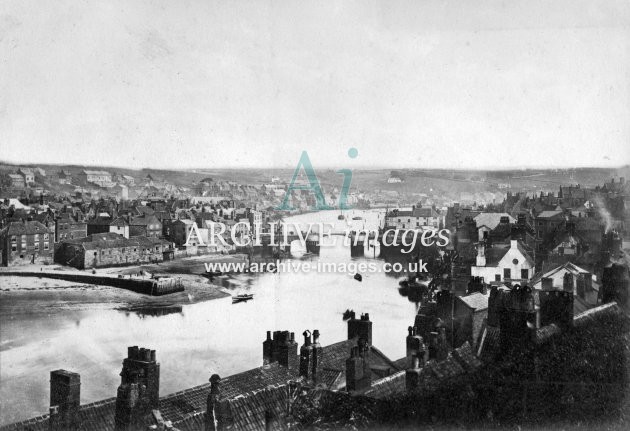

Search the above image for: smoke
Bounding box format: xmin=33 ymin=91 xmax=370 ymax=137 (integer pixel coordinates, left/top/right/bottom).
xmin=593 ymin=195 xmax=613 ymax=233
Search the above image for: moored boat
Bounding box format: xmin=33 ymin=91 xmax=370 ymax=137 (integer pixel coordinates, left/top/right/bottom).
xmin=232 ymin=294 xmax=254 ymax=303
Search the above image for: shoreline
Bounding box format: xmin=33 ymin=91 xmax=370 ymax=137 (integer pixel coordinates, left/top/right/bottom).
xmin=0 ymin=273 xmax=230 ymax=316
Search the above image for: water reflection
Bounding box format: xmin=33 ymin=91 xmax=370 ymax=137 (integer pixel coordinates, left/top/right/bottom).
xmin=0 ymin=210 xmax=421 ymax=425
xmin=118 ymin=305 xmax=184 ymax=318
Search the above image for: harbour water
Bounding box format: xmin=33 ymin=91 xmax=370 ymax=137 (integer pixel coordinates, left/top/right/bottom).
xmin=0 ymin=210 xmax=419 ymax=425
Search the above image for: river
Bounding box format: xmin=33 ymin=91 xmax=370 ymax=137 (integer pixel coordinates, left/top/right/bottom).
xmin=0 ymin=209 xmax=419 ymax=425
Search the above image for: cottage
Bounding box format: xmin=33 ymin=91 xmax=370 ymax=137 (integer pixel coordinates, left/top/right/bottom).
xmin=471 ymin=240 xmax=534 ymax=283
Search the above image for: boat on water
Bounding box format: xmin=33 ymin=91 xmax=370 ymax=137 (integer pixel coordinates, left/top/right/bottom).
xmin=337 ymin=211 xmax=345 ymax=220
xmin=232 ymin=294 xmax=254 ymax=303
xmin=352 ymin=216 xmax=363 ymax=220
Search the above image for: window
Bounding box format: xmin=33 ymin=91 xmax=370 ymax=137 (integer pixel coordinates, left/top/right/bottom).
xmin=44 ymin=242 xmax=49 ymax=250
xmin=521 ymin=269 xmax=528 ymax=279
xmin=495 ymin=274 xmax=501 ymax=282
xmin=503 ymin=268 xmax=511 ymax=280
xmin=34 ymin=234 xmax=39 ymax=242
xmin=34 ymin=242 xmax=39 ymax=250
xmin=43 ymin=233 xmax=49 ymax=240
xmin=10 ymin=236 xmax=17 ymax=252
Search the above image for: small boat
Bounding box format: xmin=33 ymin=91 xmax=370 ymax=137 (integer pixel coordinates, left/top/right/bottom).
xmin=338 ymin=214 xmax=345 ymax=220
xmin=353 ymin=273 xmax=363 ymax=282
xmin=232 ymin=294 xmax=254 ymax=303
xmin=352 ymin=216 xmax=363 ymax=220
xmin=204 ymin=271 xmax=223 ymax=278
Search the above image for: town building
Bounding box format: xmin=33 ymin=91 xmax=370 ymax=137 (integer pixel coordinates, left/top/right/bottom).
xmin=17 ymin=168 xmax=35 ymax=184
xmin=385 ymin=206 xmax=441 ymax=229
xmin=6 ymin=174 xmax=25 ymax=189
xmin=78 ymin=170 xmax=112 ymax=187
xmin=54 ymin=215 xmax=88 ymax=243
xmin=0 ymin=220 xmax=52 ymax=266
xmin=129 ymin=214 xmax=162 ymax=238
xmin=471 ymin=240 xmax=534 ymax=283
xmin=55 ymin=233 xmax=173 ymax=268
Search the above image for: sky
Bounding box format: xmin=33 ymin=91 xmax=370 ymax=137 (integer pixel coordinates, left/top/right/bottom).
xmin=0 ymin=0 xmax=629 ymax=170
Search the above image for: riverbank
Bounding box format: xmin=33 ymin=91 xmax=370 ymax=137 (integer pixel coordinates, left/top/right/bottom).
xmin=0 ymin=272 xmax=230 ymax=316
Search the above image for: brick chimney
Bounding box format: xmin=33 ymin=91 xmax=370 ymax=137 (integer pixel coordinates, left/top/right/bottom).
xmin=205 ymin=374 xmax=221 ymax=431
xmin=405 ymin=355 xmax=422 ymax=392
xmin=406 ymin=327 xmax=427 ymax=369
xmin=345 ymin=339 xmax=371 ymax=392
xmin=563 ymin=272 xmax=574 ymax=293
xmin=114 ymin=346 xmax=160 ymax=431
xmin=539 ymin=290 xmax=574 ymax=329
xmin=299 ymin=331 xmax=313 ymax=379
xmin=262 ymin=331 xmax=273 ymax=367
xmin=476 ymin=242 xmax=486 ymax=267
xmin=49 ymin=370 xmax=80 ymax=431
xmin=276 ymin=331 xmax=298 ymax=370
xmin=311 ymin=330 xmax=323 ymax=381
xmin=347 ymin=313 xmax=373 ymax=346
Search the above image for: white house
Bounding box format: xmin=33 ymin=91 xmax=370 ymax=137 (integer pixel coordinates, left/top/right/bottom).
xmin=471 ymin=240 xmax=534 ymax=283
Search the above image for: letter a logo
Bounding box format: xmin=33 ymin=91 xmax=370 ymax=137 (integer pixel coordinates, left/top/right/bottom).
xmin=276 ymin=151 xmax=333 ymax=211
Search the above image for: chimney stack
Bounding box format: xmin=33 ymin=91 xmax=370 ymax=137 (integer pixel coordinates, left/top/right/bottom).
xmin=563 ymin=272 xmax=574 ymax=293
xmin=405 ymin=355 xmax=422 ymax=392
xmin=114 ymin=346 xmax=160 ymax=431
xmin=299 ymin=331 xmax=313 ymax=379
xmin=277 ymin=331 xmax=298 ymax=370
xmin=347 ymin=313 xmax=373 ymax=346
xmin=539 ymin=290 xmax=574 ymax=329
xmin=345 ymin=339 xmax=371 ymax=392
xmin=311 ymin=330 xmax=323 ymax=381
xmin=263 ymin=331 xmax=273 ymax=367
xmin=206 ymin=374 xmax=221 ymax=431
xmin=541 ymin=277 xmax=553 ymax=291
xmin=49 ymin=370 xmax=81 ymax=431
xmin=406 ymin=327 xmax=427 ymax=368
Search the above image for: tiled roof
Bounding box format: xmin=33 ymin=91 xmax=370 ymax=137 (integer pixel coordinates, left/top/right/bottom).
xmin=2 ymin=338 xmax=401 ymax=431
xmin=476 ymin=323 xmax=501 ymax=360
xmin=451 ymin=342 xmax=483 ymax=372
xmin=474 ymin=213 xmax=515 ymax=230
xmin=1 ymin=221 xmax=50 ymax=236
xmin=62 ymin=233 xmax=169 ymax=251
xmin=363 ymin=371 xmax=406 ymax=399
xmin=536 ymin=210 xmax=564 ymax=219
xmin=456 ymin=292 xmax=489 ymax=311
xmin=387 ymin=207 xmax=438 ymax=218
xmin=221 ymin=384 xmax=290 ymax=431
xmin=82 ymin=170 xmax=111 ymax=176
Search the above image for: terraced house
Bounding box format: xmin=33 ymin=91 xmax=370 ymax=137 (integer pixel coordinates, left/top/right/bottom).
xmin=0 ymin=220 xmax=52 ymax=266
xmin=55 ymin=232 xmax=173 ymax=268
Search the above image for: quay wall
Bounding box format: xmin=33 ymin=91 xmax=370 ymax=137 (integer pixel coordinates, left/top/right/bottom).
xmin=0 ymin=271 xmax=184 ymax=296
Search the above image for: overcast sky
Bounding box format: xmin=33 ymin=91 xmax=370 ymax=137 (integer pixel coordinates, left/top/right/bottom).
xmin=1 ymin=0 xmax=628 ymax=170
